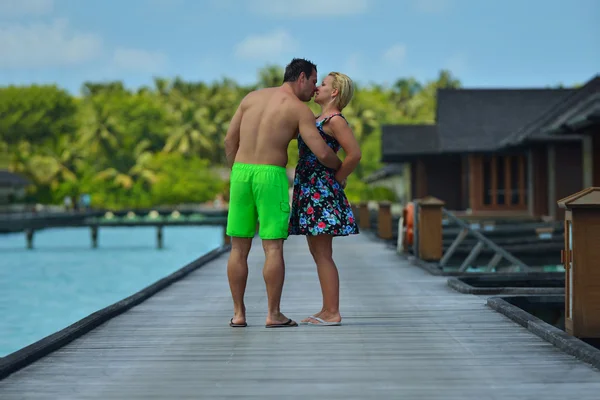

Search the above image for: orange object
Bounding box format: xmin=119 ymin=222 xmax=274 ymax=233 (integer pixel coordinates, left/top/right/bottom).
xmin=402 ymin=202 xmax=414 ymax=247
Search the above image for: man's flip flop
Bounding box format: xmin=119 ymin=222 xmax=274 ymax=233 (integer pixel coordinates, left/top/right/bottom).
xmin=229 ymin=318 xmax=247 ymax=328
xmin=265 ymin=319 xmax=298 ymax=328
xmin=307 ymin=317 xmax=341 ymax=326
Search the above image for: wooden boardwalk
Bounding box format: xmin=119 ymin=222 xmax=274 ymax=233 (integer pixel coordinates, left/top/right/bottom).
xmin=1 ymin=234 xmax=599 ymax=399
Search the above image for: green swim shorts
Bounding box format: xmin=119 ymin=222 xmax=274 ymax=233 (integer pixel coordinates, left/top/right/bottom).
xmin=226 ymin=162 xmax=290 ymax=240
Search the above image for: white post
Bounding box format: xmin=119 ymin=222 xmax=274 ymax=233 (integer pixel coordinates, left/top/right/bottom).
xmin=397 ymin=216 xmax=404 ymax=254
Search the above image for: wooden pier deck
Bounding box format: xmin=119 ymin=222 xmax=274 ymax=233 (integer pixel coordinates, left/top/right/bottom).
xmin=1 ymin=234 xmax=599 ymax=399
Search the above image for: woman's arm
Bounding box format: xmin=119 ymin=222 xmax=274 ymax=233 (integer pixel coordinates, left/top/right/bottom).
xmin=328 ymin=116 xmax=361 ymax=183
xmin=298 ymin=106 xmax=343 ymax=170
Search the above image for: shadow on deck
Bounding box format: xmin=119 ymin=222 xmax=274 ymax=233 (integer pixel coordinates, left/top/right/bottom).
xmin=0 ymin=234 xmax=599 ymax=399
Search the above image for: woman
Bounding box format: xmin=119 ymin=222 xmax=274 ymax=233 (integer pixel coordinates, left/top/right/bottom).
xmin=288 ymin=71 xmax=362 ymax=326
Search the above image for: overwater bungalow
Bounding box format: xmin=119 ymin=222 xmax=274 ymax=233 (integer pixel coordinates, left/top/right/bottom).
xmin=375 ymin=75 xmax=600 ymax=221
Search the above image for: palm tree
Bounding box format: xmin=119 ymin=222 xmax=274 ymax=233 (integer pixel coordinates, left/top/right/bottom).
xmin=14 ymin=135 xmax=83 ymax=199
xmin=94 ymin=139 xmax=158 ymax=190
xmin=257 ymin=65 xmax=284 ymax=89
xmin=162 ymin=98 xmax=215 ymax=157
xmin=77 ymin=94 xmax=122 ymax=159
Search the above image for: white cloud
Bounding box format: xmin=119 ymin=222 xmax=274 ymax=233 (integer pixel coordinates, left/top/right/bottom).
xmin=0 ymin=18 xmax=103 ymax=68
xmin=112 ymin=48 xmax=168 ymax=72
xmin=0 ymin=0 xmax=53 ymax=18
xmin=0 ymin=18 xmax=168 ymax=73
xmin=252 ymin=0 xmax=369 ymax=17
xmin=414 ymin=0 xmax=449 ymax=13
xmin=382 ymin=44 xmax=407 ymax=64
xmin=234 ymin=30 xmax=297 ymax=60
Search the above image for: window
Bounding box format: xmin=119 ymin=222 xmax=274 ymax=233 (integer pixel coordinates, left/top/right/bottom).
xmin=479 ymin=154 xmax=527 ymax=209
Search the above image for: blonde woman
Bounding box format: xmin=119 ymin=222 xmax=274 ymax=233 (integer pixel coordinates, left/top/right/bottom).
xmin=288 ymin=72 xmax=362 ymax=326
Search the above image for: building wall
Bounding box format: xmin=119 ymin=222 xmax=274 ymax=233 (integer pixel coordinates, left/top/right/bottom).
xmin=527 ymin=140 xmax=592 ymax=221
xmin=426 ymin=156 xmax=463 ymax=210
xmin=410 ymin=156 xmax=463 ymax=210
xmin=553 ymin=141 xmax=584 ymax=220
xmin=410 ymin=159 xmax=426 ymax=200
xmin=406 ymin=139 xmax=591 ymax=219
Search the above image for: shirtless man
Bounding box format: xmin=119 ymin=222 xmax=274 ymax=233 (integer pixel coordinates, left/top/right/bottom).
xmin=224 ymin=58 xmax=342 ymax=328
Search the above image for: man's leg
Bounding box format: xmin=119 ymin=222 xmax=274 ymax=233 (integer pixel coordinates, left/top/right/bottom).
xmin=227 ymin=237 xmax=252 ymax=326
xmin=262 ymin=239 xmax=296 ymax=326
xmin=253 ymin=164 xmax=296 ymax=327
xmin=225 ymin=163 xmax=258 ymax=327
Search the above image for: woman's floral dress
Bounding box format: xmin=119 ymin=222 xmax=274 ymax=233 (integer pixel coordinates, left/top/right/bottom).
xmin=288 ymin=113 xmax=359 ymax=237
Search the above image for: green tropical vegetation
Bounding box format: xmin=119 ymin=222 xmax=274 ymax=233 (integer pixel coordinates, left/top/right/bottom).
xmin=0 ymin=66 xmax=460 ymax=209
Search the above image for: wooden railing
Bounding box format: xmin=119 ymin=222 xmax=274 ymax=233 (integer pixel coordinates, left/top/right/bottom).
xmin=436 ymin=208 xmax=531 ymax=272
xmin=1 ymin=209 xmax=229 ymax=249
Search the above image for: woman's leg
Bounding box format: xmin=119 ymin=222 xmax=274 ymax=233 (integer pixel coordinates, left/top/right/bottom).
xmin=301 ymin=237 xmax=325 ymax=322
xmin=303 ymin=234 xmax=341 ymax=324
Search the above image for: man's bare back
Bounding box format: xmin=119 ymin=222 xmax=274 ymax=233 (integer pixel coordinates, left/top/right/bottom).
xmin=227 ymin=87 xmax=342 ymax=170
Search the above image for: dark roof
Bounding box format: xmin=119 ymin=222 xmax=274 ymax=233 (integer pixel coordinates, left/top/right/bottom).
xmin=503 ymin=75 xmax=600 ymax=145
xmin=381 ymin=125 xmax=439 ymax=162
xmin=436 ymin=88 xmax=575 ymax=152
xmin=363 ymin=164 xmax=404 ymax=184
xmin=381 ymin=77 xmax=600 ymax=160
xmin=0 ymin=170 xmax=30 ymax=187
xmin=544 ymin=84 xmax=600 ymax=134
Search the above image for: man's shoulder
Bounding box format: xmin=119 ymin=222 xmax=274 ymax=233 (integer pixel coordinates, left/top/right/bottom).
xmin=248 ymin=87 xmax=279 ymax=97
xmin=242 ymin=87 xmax=280 ymax=104
xmin=281 ymin=94 xmax=309 ymax=111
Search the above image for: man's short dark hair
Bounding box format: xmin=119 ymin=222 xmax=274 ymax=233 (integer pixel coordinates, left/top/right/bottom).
xmin=283 ymin=58 xmax=317 ymax=83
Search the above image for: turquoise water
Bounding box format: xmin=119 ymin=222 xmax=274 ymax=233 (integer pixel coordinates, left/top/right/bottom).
xmin=0 ymin=226 xmax=224 ymax=357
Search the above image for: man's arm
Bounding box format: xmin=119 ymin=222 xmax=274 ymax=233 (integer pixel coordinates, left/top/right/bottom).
xmin=223 ymin=102 xmax=243 ymax=168
xmin=297 ymin=106 xmax=342 ymax=170
xmin=328 ymin=116 xmax=362 ymax=183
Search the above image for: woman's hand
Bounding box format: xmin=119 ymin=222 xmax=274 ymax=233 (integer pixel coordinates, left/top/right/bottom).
xmin=335 ymin=172 xmax=347 ymax=188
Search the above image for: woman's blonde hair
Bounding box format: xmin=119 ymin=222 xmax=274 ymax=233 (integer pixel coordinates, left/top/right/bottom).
xmin=328 ymin=72 xmax=354 ymax=110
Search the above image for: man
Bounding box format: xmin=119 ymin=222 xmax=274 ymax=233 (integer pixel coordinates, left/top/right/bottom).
xmin=224 ymin=58 xmax=342 ymax=328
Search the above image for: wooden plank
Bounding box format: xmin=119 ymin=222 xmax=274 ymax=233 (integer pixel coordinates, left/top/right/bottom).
xmin=0 ymin=235 xmax=599 ymax=399
xmin=486 ymin=253 xmax=503 ymax=271
xmin=439 ymin=228 xmax=468 ymax=267
xmin=458 ymin=240 xmax=485 ymax=271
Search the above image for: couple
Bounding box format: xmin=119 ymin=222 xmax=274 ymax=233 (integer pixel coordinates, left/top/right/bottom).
xmin=224 ymin=58 xmax=361 ymax=328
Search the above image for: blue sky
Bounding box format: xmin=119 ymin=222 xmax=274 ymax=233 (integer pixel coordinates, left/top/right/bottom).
xmin=0 ymin=0 xmax=598 ymax=94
